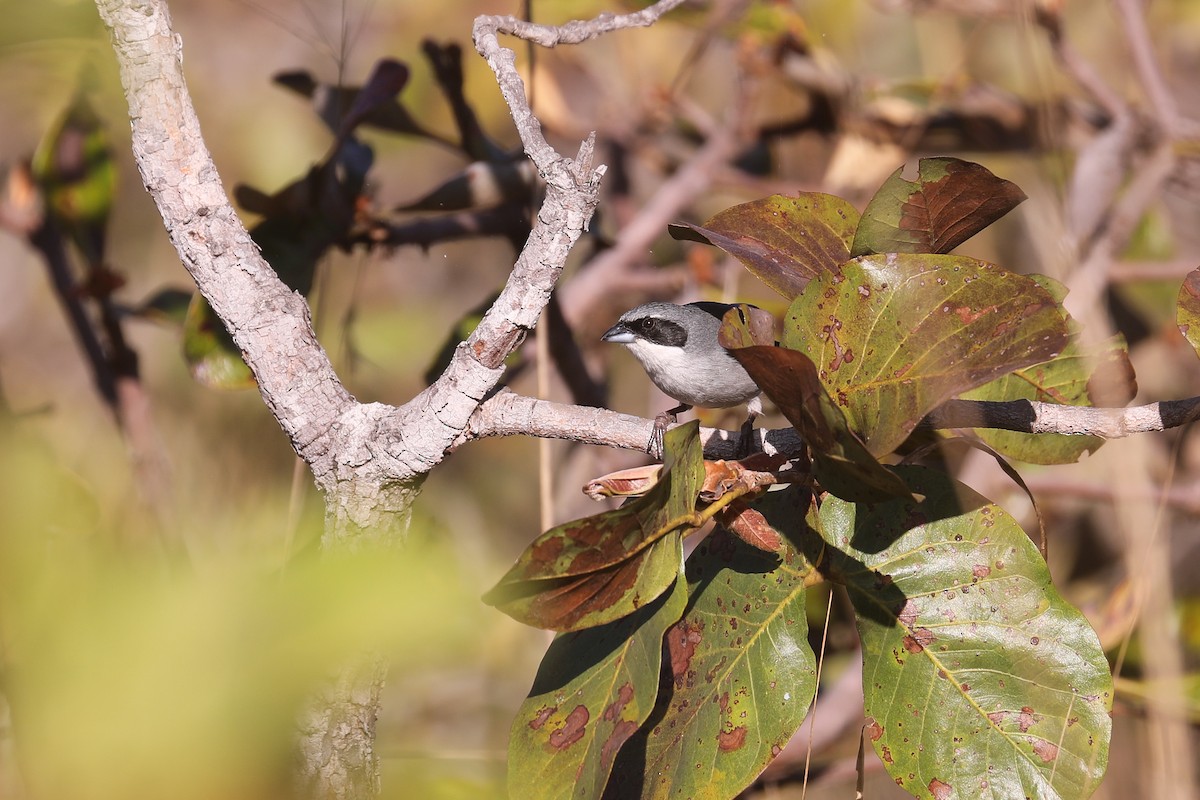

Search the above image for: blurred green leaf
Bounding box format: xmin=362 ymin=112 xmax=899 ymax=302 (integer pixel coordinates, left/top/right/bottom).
xmin=131 ymin=287 xmax=193 ymax=326
xmin=182 ymin=295 xmax=255 ymax=389
xmin=484 ymin=422 xmax=704 ymax=632
xmin=31 ymin=91 xmax=115 ymax=266
xmin=670 ymin=193 xmax=859 ymax=299
xmin=782 ymin=254 xmax=1069 ymax=457
xmin=507 ymin=573 xmax=688 ymax=800
xmin=850 ymin=157 xmax=1026 ymax=258
xmin=605 ymin=488 xmax=818 ymax=800
xmin=0 ymin=430 xmax=480 ymax=800
xmin=818 ymin=466 xmax=1112 ymax=800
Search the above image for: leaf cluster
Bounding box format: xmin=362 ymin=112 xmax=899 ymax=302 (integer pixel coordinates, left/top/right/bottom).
xmin=491 ymin=158 xmax=1126 ymax=799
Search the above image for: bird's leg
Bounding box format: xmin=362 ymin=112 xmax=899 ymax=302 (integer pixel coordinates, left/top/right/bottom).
xmin=650 ymin=403 xmax=691 ymax=460
xmin=736 ymin=396 xmax=764 ymax=459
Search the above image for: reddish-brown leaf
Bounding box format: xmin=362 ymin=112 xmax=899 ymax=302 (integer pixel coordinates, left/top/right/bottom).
xmin=851 ymin=157 xmax=1026 ymax=257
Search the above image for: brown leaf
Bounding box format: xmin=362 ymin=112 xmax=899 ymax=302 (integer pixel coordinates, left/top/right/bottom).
xmin=717 ymin=502 xmax=783 ymax=553
xmin=851 ymin=157 xmax=1026 ymax=257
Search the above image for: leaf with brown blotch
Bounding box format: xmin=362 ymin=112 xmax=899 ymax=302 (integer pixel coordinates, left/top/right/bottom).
xmin=819 ymin=467 xmax=1112 ymax=799
xmin=783 ymin=253 xmax=1070 ymax=458
xmin=507 ymin=574 xmax=689 ymax=800
xmin=605 ymin=488 xmax=818 ymax=800
xmin=717 ymin=501 xmax=783 ymax=553
xmin=850 ymin=157 xmax=1026 ymax=257
xmin=484 ymin=422 xmax=705 ymax=632
xmin=670 ymin=193 xmax=859 ymax=299
xmin=728 ymin=344 xmax=912 ymax=503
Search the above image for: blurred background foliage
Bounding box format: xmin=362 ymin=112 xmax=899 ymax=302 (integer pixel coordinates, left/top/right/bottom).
xmin=3 ymin=0 xmax=1200 ymax=797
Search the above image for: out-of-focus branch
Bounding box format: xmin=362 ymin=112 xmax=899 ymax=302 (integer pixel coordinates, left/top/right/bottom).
xmin=2 ymin=167 xmax=175 ymax=534
xmin=558 ymin=109 xmax=746 ymax=328
xmin=1019 ymin=475 xmax=1200 ymax=517
xmin=1038 ymin=3 xmax=1182 ymax=321
xmin=357 ymin=205 xmax=530 ymax=249
xmin=1112 ymin=0 xmax=1180 ymax=136
xmin=28 ymin=221 xmax=120 ymax=409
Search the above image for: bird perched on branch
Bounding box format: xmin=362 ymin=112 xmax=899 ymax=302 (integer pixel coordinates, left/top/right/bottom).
xmin=602 ymin=301 xmax=763 ymax=457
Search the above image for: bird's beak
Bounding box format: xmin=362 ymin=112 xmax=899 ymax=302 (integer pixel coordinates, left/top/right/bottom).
xmin=601 ymin=322 xmax=635 ymax=344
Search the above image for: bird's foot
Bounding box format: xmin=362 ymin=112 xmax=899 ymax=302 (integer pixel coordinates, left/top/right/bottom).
xmin=648 ymin=404 xmax=690 ymax=461
xmin=735 ymin=396 xmax=764 ymax=459
xmin=648 ymin=412 xmax=673 ymax=461
xmin=735 ymin=417 xmax=758 ymax=459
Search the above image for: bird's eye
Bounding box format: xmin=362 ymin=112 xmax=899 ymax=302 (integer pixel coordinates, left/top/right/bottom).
xmin=639 ymin=318 xmax=656 ymax=331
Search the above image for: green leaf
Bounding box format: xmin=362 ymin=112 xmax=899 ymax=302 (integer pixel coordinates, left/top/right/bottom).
xmin=506 ymin=573 xmax=688 ymax=800
xmin=850 ymin=157 xmax=1026 ymax=257
xmin=484 ymin=422 xmax=704 ymax=632
xmin=818 ymin=466 xmax=1112 ymax=800
xmin=783 ymin=254 xmax=1069 ymax=457
xmin=964 ymin=276 xmax=1136 ymax=464
xmin=605 ymin=488 xmax=818 ymax=800
xmin=962 ymin=333 xmax=1135 ymax=464
xmin=1177 ymin=265 xmax=1200 ymax=359
xmin=182 ymin=295 xmax=255 ymax=390
xmin=669 ymin=193 xmax=859 ymax=299
xmin=727 ymin=344 xmax=911 ymax=502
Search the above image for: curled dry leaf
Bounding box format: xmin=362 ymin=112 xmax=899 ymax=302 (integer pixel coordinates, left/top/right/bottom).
xmin=585 ymin=454 xmax=806 ymax=503
xmin=699 ymin=453 xmax=801 ymax=503
xmin=583 ymin=464 xmax=663 ymax=500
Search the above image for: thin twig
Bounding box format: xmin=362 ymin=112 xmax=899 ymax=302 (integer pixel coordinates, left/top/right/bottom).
xmin=1112 ymin=0 xmax=1180 ymax=136
xmin=27 ymin=222 xmax=119 ymax=409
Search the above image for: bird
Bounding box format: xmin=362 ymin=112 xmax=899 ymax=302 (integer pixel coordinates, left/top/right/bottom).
xmin=602 ymin=301 xmax=763 ymax=457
